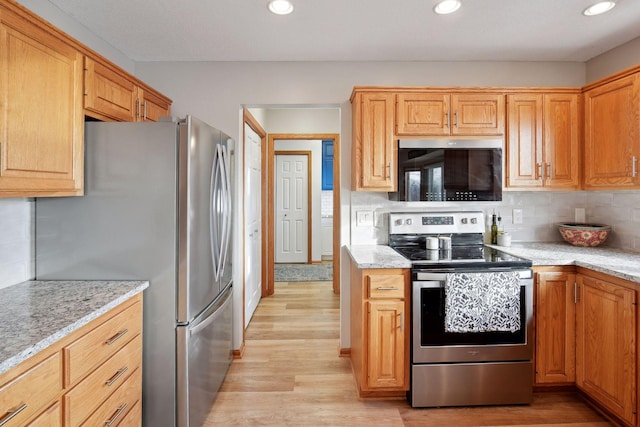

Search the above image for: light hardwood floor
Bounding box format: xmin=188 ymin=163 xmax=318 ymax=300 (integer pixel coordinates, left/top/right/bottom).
xmin=205 ymin=280 xmax=611 ymax=426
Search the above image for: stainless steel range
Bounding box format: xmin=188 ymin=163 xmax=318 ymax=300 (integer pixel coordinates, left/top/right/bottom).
xmin=388 ymin=211 xmax=533 ymax=408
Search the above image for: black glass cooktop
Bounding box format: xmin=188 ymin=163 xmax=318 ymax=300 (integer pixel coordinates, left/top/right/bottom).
xmin=392 ymin=245 xmax=532 ymax=269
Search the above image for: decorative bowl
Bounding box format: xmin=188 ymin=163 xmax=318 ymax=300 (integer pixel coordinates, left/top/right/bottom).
xmin=557 ymin=223 xmax=611 ymax=247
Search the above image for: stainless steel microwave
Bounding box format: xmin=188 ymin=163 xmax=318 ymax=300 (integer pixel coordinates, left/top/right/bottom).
xmin=389 ymin=138 xmax=503 ymax=202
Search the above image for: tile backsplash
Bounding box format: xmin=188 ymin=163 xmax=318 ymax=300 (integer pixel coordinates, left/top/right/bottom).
xmin=0 ymin=199 xmax=34 ymax=289
xmin=351 ymin=190 xmax=640 ymax=252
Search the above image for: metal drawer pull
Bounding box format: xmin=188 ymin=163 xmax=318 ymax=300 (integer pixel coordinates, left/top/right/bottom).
xmin=105 ymin=403 xmax=128 ymax=426
xmin=105 ymin=329 xmax=129 ymax=345
xmin=105 ymin=366 xmax=129 ymax=386
xmin=632 ymin=156 xmax=638 ymax=178
xmin=376 ymin=286 xmax=399 ymax=291
xmin=0 ymin=403 xmax=27 ymax=426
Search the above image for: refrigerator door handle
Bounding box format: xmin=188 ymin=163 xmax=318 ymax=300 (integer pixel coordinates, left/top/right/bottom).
xmin=218 ymin=145 xmax=232 ymax=277
xmin=210 ymin=145 xmax=222 ymax=282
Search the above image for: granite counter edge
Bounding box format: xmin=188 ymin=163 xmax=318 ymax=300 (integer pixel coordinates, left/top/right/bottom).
xmin=0 ymin=281 xmax=148 ymax=376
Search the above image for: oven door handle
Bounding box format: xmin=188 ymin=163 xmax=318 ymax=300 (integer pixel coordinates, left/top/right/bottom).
xmin=415 ymin=272 xmax=448 ymax=282
xmin=414 ymin=280 xmax=445 ymax=288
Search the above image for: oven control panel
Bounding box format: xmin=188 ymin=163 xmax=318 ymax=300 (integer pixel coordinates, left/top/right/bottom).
xmin=389 ymin=211 xmax=485 ymax=235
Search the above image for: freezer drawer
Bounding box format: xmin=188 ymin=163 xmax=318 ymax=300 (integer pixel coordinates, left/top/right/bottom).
xmin=176 ymin=285 xmax=233 ymax=427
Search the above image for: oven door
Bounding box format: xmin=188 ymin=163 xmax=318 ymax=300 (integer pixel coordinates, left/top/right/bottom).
xmin=412 ymin=269 xmax=533 ymax=364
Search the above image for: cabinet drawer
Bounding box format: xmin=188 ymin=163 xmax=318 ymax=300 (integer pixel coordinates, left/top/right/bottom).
xmin=65 ymin=300 xmax=142 ymax=386
xmin=64 ymin=335 xmax=141 ymax=426
xmin=0 ymin=353 xmax=62 ymax=427
xmin=367 ymin=275 xmax=405 ymax=299
xmin=26 ymin=402 xmax=61 ymax=427
xmin=117 ymin=400 xmax=142 ymax=427
xmin=81 ymin=366 xmax=141 ymax=427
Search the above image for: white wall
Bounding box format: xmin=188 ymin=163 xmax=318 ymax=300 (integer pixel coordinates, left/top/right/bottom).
xmin=15 ymin=0 xmax=134 ymax=73
xmin=586 ymin=35 xmax=640 ymax=83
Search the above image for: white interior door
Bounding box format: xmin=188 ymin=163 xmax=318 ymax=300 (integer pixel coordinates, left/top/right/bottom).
xmin=244 ymin=123 xmax=261 ymax=327
xmin=275 ymin=154 xmax=308 ymax=263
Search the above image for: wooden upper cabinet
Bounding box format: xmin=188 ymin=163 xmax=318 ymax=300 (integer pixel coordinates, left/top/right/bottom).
xmin=137 ymin=87 xmax=171 ymax=122
xmin=396 ymin=93 xmax=450 ymax=135
xmin=584 ymin=73 xmax=640 ymax=189
xmin=396 ymin=92 xmax=504 ymax=136
xmin=351 ymin=91 xmax=396 ymax=191
xmin=506 ymin=93 xmax=580 ymax=189
xmin=84 ymin=56 xmax=137 ymax=121
xmin=0 ymin=6 xmax=84 ymax=197
xmin=84 ymin=56 xmax=171 ymax=122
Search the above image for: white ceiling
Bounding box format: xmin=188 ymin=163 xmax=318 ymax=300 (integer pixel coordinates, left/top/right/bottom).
xmin=46 ymin=0 xmax=640 ymax=62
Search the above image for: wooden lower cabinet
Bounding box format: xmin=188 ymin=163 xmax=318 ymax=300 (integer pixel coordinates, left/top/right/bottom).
xmin=576 ymin=270 xmax=637 ymax=427
xmin=534 ymin=267 xmax=576 ymax=385
xmin=350 ymin=261 xmax=410 ymax=397
xmin=0 ymin=294 xmax=143 ymax=427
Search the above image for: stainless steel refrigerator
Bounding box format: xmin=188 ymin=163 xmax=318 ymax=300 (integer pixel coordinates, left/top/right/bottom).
xmin=35 ymin=116 xmax=234 ymax=427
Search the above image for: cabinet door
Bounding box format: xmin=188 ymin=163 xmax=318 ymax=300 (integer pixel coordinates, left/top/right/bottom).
xmin=0 ymin=13 xmax=83 ymax=197
xmin=137 ymin=87 xmax=171 ymax=122
xmin=367 ymin=300 xmax=405 ymax=388
xmin=84 ymin=56 xmax=137 ymax=121
xmin=352 ymin=92 xmax=395 ymax=191
xmin=584 ymin=74 xmax=640 ymax=189
xmin=543 ymin=94 xmax=580 ymax=189
xmin=576 ymin=274 xmax=636 ymax=426
xmin=506 ymin=94 xmax=543 ymax=188
xmin=534 ymin=270 xmax=576 ymax=384
xmin=396 ymin=93 xmax=450 ymax=135
xmin=451 ymin=93 xmax=505 ymax=135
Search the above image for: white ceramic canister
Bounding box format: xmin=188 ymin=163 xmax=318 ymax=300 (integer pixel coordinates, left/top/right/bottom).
xmin=426 ymin=236 xmax=439 ymax=250
xmin=497 ymin=232 xmax=512 ymax=247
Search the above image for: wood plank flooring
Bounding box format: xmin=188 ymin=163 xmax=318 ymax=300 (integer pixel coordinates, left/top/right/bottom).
xmin=204 ymin=280 xmax=611 ymax=426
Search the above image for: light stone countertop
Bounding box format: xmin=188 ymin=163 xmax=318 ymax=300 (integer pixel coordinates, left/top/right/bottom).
xmin=347 ymin=244 xmax=412 ymax=269
xmin=0 ymin=280 xmax=148 ymax=376
xmin=347 ymin=242 xmax=640 ymax=285
xmin=487 ymin=242 xmax=640 ymax=284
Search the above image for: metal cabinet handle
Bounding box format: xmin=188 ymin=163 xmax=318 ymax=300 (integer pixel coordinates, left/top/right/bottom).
xmin=574 ymin=282 xmax=580 ymax=304
xmin=454 ymin=110 xmax=458 ymax=128
xmin=376 ymin=286 xmax=399 ymax=291
xmin=0 ymin=403 xmax=27 ymax=427
xmin=385 ymin=163 xmax=391 ymax=179
xmin=632 ymin=156 xmax=638 ymax=178
xmin=535 ymin=163 xmax=542 ymax=180
xmin=105 ymin=403 xmax=128 ymax=426
xmin=445 ymin=111 xmax=450 ymax=128
xmin=143 ymin=101 xmax=148 ymax=121
xmin=104 ymin=329 xmax=128 ymax=345
xmin=105 ymin=366 xmax=129 ymax=386
xmin=546 ymin=163 xmax=552 ymax=181
xmin=135 ymin=98 xmax=140 ymax=119
xmin=399 ymin=312 xmax=404 ymax=333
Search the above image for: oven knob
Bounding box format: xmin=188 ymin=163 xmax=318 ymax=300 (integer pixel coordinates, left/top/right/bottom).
xmin=460 ymin=218 xmax=468 ymax=224
xmin=470 ymin=218 xmax=478 ymax=224
xmin=395 ymin=219 xmax=404 ymax=226
xmin=406 ymin=219 xmax=413 ymax=225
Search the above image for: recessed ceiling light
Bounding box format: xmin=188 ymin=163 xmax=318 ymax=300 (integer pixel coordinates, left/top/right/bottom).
xmin=434 ymin=0 xmax=461 ymax=15
xmin=268 ymin=0 xmax=294 ymax=15
xmin=583 ymin=1 xmax=616 ymax=16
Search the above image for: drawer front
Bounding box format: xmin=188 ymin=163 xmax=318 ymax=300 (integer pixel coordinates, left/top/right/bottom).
xmin=117 ymin=400 xmax=142 ymax=427
xmin=26 ymin=402 xmax=61 ymax=427
xmin=368 ymin=275 xmax=405 ymax=299
xmin=0 ymin=353 xmax=62 ymax=427
xmin=81 ymin=366 xmax=141 ymax=427
xmin=65 ymin=335 xmax=141 ymax=426
xmin=65 ymin=300 xmax=142 ymax=386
